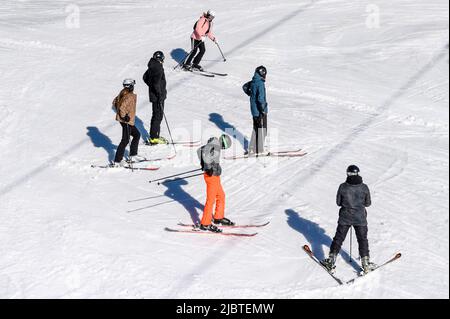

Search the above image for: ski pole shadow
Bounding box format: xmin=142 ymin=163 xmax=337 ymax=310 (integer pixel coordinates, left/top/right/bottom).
xmin=86 ymin=126 xmax=116 ymax=162
xmin=171 ymin=48 xmax=188 ymax=64
xmin=209 ymin=112 xmax=249 ymax=151
xmin=285 ymin=209 xmax=361 ymax=272
xmin=162 ymin=179 xmax=202 ymax=224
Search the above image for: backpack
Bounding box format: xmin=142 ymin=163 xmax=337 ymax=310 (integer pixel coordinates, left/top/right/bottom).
xmin=193 ymin=18 xmax=210 ymax=34
xmin=143 ymin=69 xmax=150 ymax=86
xmin=242 ymin=81 xmax=252 ymax=96
xmin=197 ymin=146 xmax=205 ymax=171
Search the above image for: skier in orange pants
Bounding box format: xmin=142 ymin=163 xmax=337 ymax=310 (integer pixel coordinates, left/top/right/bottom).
xmin=197 ymin=134 xmax=234 ymax=232
xmin=201 ymin=174 xmax=225 ymax=226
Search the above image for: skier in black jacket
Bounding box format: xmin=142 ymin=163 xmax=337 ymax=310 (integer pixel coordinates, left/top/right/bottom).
xmin=321 ymin=165 xmax=376 ymax=274
xmin=143 ymin=51 xmax=167 ymax=145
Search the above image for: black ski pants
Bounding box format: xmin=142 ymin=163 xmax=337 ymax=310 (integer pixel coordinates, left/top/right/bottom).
xmin=185 ymin=39 xmax=206 ymax=66
xmin=114 ymin=122 xmax=140 ymax=163
xmin=249 ymin=113 xmax=268 ymax=154
xmin=330 ymin=224 xmax=370 ymax=258
xmin=150 ymin=101 xmax=165 ymax=139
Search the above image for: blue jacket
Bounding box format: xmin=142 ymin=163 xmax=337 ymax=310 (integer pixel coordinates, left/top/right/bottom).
xmin=250 ymin=72 xmax=268 ymax=117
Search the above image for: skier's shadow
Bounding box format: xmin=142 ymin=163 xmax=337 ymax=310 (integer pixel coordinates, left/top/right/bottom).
xmin=209 ymin=113 xmax=249 ymax=151
xmin=86 ymin=126 xmax=117 ymax=162
xmin=161 ymin=179 xmax=202 ymax=224
xmin=134 ymin=115 xmax=149 ymax=143
xmin=171 ymin=48 xmax=188 ymax=64
xmin=285 ymin=209 xmax=361 ymax=272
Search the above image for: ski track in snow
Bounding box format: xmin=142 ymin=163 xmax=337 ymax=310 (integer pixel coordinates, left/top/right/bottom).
xmin=0 ymin=0 xmax=448 ymax=298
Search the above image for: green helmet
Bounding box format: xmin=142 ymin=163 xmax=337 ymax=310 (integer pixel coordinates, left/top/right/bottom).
xmin=220 ymin=134 xmax=232 ymax=149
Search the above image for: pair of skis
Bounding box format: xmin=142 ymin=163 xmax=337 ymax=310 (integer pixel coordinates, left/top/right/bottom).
xmin=183 ymin=68 xmax=228 ymax=78
xmin=143 ymin=140 xmax=201 ymax=148
xmin=92 ymin=140 xmax=201 ymax=170
xmin=224 ymin=148 xmax=307 ymax=160
xmin=165 ymin=221 xmax=270 ymax=237
xmin=302 ymin=245 xmax=402 ymax=285
xmin=90 ymin=163 xmax=161 ymax=171
xmin=91 ymin=155 xmax=168 ymax=170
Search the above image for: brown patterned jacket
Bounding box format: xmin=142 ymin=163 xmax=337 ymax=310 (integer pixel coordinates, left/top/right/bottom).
xmin=113 ymin=89 xmax=137 ymax=126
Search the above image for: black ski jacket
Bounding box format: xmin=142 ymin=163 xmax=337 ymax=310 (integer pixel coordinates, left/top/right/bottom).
xmin=336 ymin=176 xmax=372 ymax=226
xmin=145 ymin=58 xmax=167 ymax=103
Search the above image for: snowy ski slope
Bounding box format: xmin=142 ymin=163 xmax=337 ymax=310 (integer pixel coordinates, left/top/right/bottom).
xmin=0 ymin=0 xmax=448 ymax=298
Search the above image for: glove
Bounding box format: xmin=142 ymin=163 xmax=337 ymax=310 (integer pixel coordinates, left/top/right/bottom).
xmin=205 ymin=169 xmax=213 ymax=176
xmin=258 ymin=114 xmax=265 ymax=127
xmin=156 ymin=100 xmax=164 ymax=112
xmin=121 ymin=114 xmax=130 ymax=123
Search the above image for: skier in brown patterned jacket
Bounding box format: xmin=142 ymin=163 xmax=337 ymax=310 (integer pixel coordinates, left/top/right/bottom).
xmin=112 ymin=79 xmax=145 ymax=167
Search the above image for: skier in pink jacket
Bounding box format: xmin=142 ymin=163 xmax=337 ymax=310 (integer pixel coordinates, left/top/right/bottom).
xmin=183 ymin=10 xmax=217 ymax=72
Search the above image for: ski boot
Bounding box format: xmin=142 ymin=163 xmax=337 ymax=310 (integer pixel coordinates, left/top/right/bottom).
xmin=199 ymin=224 xmax=223 ymax=233
xmin=111 ymin=160 xmax=128 ymax=168
xmin=361 ymin=256 xmax=377 ymax=274
xmin=181 ymin=63 xmax=192 ymax=71
xmin=129 ymin=154 xmax=146 ymax=163
xmin=148 ymin=137 xmax=168 ymax=145
xmin=213 ymin=218 xmax=235 ymax=226
xmin=192 ymin=64 xmax=204 ymax=72
xmin=320 ymin=253 xmax=337 ymax=273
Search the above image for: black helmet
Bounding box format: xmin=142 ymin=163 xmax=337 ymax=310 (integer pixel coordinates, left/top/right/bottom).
xmin=153 ymin=51 xmax=165 ymax=63
xmin=206 ymin=10 xmax=216 ymax=19
xmin=347 ymin=165 xmax=360 ymax=176
xmin=256 ymin=65 xmax=267 ymax=79
xmin=219 ymin=134 xmax=232 ymax=149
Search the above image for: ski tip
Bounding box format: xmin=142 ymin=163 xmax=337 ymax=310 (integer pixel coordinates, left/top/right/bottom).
xmin=395 ymin=253 xmax=402 ymax=259
xmin=302 ymin=245 xmax=312 ymax=252
xmin=242 ymin=232 xmax=258 ymax=237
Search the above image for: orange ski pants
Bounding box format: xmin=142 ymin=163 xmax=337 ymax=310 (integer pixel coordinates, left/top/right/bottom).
xmin=201 ymin=173 xmax=225 ymax=225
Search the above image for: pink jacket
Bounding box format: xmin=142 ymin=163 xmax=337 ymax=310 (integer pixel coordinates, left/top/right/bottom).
xmin=191 ymin=15 xmax=215 ymax=41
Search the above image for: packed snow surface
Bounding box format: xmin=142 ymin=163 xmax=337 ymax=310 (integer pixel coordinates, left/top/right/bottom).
xmin=0 ymin=0 xmax=448 ymax=298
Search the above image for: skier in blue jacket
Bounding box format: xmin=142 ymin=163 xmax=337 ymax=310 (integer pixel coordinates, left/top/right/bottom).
xmin=248 ymin=66 xmax=268 ymax=154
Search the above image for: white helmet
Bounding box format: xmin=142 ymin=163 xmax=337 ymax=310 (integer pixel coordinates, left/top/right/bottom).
xmin=123 ymin=78 xmax=136 ymax=88
xmin=206 ymin=9 xmax=216 ymax=18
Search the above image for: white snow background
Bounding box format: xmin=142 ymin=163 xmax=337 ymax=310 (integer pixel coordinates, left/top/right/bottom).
xmin=0 ymin=0 xmax=448 ymax=298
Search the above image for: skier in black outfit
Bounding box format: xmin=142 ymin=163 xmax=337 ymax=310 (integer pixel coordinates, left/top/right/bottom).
xmin=321 ymin=165 xmax=376 ymax=274
xmin=143 ymin=51 xmax=167 ymax=145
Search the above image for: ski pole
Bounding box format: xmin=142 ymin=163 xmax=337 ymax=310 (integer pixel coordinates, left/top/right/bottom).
xmin=174 ymin=41 xmax=202 ymax=70
xmin=127 ymin=123 xmax=134 ymax=173
xmin=149 ymin=168 xmax=202 ymax=184
xmin=157 ymin=172 xmax=204 ymax=185
xmin=163 ymin=110 xmax=177 ymax=155
xmin=215 ymin=42 xmax=226 ymax=62
xmin=349 ymin=227 xmax=353 ymax=263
